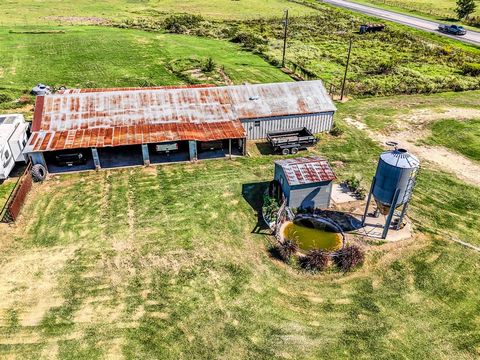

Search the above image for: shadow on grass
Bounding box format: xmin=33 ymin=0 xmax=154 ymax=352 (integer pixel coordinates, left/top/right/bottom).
xmin=439 ymin=17 xmax=459 ymax=22
xmin=242 ymin=181 xmax=271 ymax=234
xmin=308 ymin=209 xmax=364 ymax=232
xmin=255 ymin=142 xmax=275 ymax=156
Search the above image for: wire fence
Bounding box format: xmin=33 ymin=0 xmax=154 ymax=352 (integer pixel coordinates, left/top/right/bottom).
xmin=1 ymin=163 xmax=33 ymax=223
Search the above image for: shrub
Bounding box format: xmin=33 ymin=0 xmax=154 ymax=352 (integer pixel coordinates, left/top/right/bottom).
xmin=300 ymin=250 xmax=329 ymax=272
xmin=262 ymin=196 xmax=280 ymax=223
xmin=330 ymin=123 xmax=344 ymax=137
xmin=462 ymin=63 xmax=480 ymax=77
xmin=0 ymin=93 xmax=13 ymax=104
xmin=345 ymin=175 xmax=360 ymax=192
xmin=164 ymin=14 xmax=204 ymax=34
xmin=344 ymin=175 xmax=367 ymax=200
xmin=278 ymin=240 xmax=298 ymax=262
xmin=230 ymin=31 xmax=267 ymax=49
xmin=202 ymin=57 xmax=216 ymax=72
xmin=335 ymin=245 xmax=365 ymax=272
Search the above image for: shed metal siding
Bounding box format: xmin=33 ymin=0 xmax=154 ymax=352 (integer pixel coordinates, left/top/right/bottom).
xmin=274 ymin=164 xmax=291 ymax=203
xmin=288 ymin=181 xmax=333 ymax=209
xmin=241 ymin=112 xmax=334 ymax=140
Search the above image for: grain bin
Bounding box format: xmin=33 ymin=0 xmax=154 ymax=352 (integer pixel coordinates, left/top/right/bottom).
xmin=362 ymin=147 xmax=420 ymax=239
xmin=372 ymin=148 xmax=420 ymax=215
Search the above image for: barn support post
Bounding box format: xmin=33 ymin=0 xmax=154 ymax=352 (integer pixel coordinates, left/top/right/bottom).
xmin=91 ymin=148 xmax=101 ymax=170
xmin=29 ymin=152 xmax=47 ymax=168
xmin=228 ymin=139 xmax=232 ymax=159
xmin=242 ymin=138 xmax=246 ymax=156
xmin=141 ymin=144 xmax=150 ymax=166
xmin=189 ymin=141 xmax=197 ymax=161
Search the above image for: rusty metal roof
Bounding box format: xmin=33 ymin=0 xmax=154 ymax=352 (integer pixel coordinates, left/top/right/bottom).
xmin=26 ymin=80 xmax=335 ymax=153
xmin=275 ymin=156 xmax=336 ymax=186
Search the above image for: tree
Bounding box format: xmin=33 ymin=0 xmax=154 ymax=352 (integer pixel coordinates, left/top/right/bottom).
xmin=455 ymin=0 xmax=477 ymax=20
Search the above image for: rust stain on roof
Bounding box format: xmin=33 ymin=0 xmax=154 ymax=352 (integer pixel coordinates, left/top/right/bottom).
xmin=275 ymin=156 xmax=336 ymax=186
xmin=27 ymin=81 xmax=335 ymax=152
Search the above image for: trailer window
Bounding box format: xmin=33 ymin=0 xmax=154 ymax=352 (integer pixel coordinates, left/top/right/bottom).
xmin=254 ymin=120 xmax=260 ymax=127
xmin=3 ymin=150 xmax=11 ymax=167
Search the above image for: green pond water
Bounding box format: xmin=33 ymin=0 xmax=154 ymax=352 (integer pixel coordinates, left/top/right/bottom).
xmin=282 ymin=221 xmax=343 ymax=252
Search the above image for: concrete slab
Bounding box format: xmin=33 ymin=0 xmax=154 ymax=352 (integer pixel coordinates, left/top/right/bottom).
xmin=352 ymin=213 xmax=412 ymax=242
xmin=331 ymin=183 xmax=362 ymax=204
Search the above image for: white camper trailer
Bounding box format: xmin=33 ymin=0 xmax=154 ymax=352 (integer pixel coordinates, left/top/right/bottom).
xmin=0 ymin=114 xmax=29 ymax=180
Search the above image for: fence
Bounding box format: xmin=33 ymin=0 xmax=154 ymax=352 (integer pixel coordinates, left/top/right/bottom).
xmin=1 ymin=163 xmax=33 ymax=223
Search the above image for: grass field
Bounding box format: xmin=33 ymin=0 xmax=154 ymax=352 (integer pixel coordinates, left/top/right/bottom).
xmin=1 ymin=91 xmax=480 ymax=359
xmin=1 ymin=1 xmax=480 ymax=100
xmin=0 ymin=0 xmax=316 ymax=25
xmin=0 ymin=26 xmax=291 ymax=90
xmin=1 ymin=1 xmax=480 ymax=358
xmin=425 ymin=119 xmax=480 ymax=161
xmin=337 ymin=90 xmax=480 ymax=130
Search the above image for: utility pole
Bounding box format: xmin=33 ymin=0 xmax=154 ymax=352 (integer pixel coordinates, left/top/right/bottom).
xmin=340 ymin=38 xmax=353 ymax=101
xmin=281 ymin=9 xmax=289 ymax=68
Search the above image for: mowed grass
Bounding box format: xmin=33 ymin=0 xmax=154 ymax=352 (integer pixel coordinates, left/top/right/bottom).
xmin=425 ymin=119 xmax=480 ymax=161
xmin=1 ymin=158 xmax=480 ymax=359
xmin=0 ymin=26 xmax=291 ymax=91
xmin=0 ymin=0 xmax=316 ymax=25
xmin=337 ymin=90 xmax=480 ymax=130
xmin=1 ymin=92 xmax=480 ymax=358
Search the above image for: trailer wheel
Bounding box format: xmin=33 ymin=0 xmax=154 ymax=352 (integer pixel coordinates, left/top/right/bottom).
xmin=31 ymin=164 xmax=47 ymax=182
xmin=291 ymin=147 xmax=299 ymax=155
xmin=281 ymin=148 xmax=290 ymax=155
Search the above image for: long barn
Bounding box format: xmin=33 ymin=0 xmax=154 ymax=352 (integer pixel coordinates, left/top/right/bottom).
xmin=24 ymin=80 xmax=336 ymax=173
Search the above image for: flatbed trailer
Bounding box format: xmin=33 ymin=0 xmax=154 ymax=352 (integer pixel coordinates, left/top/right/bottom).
xmin=267 ymin=127 xmax=318 ymax=155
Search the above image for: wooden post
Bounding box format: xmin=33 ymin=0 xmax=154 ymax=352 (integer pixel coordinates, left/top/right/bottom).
xmin=281 ymin=9 xmax=289 ymax=68
xmin=228 ymin=139 xmax=232 ymax=159
xmin=340 ymin=38 xmax=353 ymax=101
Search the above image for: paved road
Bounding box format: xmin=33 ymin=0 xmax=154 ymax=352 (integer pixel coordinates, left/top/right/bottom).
xmin=321 ymin=0 xmax=480 ymax=46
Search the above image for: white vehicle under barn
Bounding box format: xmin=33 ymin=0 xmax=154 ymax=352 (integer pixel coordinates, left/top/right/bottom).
xmin=0 ymin=114 xmax=29 ymax=180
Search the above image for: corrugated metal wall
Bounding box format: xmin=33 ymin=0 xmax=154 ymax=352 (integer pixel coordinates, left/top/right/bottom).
xmin=289 ymin=182 xmax=333 ymax=209
xmin=274 ymin=164 xmax=290 ymax=202
xmin=241 ymin=112 xmax=334 ymax=140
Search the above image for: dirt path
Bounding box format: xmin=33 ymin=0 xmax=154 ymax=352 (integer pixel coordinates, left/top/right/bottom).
xmin=344 ymin=107 xmax=480 ymax=186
